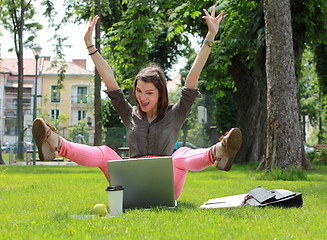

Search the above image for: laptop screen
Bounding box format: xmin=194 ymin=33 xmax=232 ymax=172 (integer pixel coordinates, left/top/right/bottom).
xmin=107 ymin=157 xmax=176 ymax=209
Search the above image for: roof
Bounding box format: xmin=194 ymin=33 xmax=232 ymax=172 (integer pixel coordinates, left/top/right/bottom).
xmin=0 ymin=58 xmax=93 ymax=76
xmin=42 ymin=59 xmax=93 ymax=76
xmin=0 ymin=58 xmax=37 ymax=75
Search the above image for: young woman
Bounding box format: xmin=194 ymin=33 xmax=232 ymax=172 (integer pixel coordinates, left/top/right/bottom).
xmin=32 ymin=6 xmax=242 ymax=200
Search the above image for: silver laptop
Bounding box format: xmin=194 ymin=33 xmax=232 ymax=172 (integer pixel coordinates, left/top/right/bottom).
xmin=107 ymin=156 xmax=176 ymax=209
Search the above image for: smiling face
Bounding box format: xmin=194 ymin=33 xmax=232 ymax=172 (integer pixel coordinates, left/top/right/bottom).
xmin=135 ymin=80 xmax=160 ymax=116
xmin=133 ymin=63 xmax=169 ymax=118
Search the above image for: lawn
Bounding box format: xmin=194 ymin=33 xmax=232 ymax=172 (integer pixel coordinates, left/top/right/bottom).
xmin=0 ymin=163 xmax=326 ymax=239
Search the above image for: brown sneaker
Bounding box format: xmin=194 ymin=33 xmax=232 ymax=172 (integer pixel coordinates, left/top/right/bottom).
xmin=211 ymin=128 xmax=242 ymax=171
xmin=32 ymin=118 xmax=62 ymax=161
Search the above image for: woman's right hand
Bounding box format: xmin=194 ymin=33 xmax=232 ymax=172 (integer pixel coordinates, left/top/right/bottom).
xmin=84 ymin=15 xmax=100 ymax=47
xmin=83 ymin=15 xmax=119 ymax=91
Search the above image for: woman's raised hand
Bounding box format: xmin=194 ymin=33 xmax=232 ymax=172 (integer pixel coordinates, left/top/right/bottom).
xmin=202 ymin=6 xmax=224 ymax=37
xmin=84 ymin=15 xmax=100 ymax=47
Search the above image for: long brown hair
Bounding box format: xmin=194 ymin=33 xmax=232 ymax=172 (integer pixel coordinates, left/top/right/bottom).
xmin=133 ymin=63 xmax=169 ymax=117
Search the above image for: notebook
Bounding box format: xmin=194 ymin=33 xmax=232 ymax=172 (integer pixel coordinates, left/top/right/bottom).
xmin=107 ymin=156 xmax=176 ymax=209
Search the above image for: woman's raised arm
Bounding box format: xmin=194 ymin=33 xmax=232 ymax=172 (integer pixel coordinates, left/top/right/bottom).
xmin=184 ymin=7 xmax=224 ymax=89
xmin=84 ymin=15 xmax=120 ymax=91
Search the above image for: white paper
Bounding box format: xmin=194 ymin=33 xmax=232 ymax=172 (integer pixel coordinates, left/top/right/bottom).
xmin=200 ymin=194 xmax=247 ymax=209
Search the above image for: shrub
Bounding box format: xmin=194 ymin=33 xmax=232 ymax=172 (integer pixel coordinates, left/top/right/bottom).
xmin=308 ymin=148 xmax=327 ymax=165
xmin=318 ymin=148 xmax=327 ymax=164
xmin=306 ymin=151 xmax=318 ymax=162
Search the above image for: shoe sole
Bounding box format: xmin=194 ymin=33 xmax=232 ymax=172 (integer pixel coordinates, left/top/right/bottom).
xmin=32 ymin=119 xmax=47 ymax=161
xmin=217 ymin=128 xmax=242 ymax=171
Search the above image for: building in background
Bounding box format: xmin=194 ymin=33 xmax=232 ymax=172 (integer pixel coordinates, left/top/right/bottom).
xmin=0 ymin=57 xmax=94 ymax=145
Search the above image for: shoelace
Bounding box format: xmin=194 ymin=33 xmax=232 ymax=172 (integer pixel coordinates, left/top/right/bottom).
xmin=43 ymin=120 xmax=60 ymax=154
xmin=212 ymin=131 xmax=229 ymax=162
xmin=219 ymin=131 xmax=229 ymax=152
xmin=219 ymin=131 xmax=228 ymax=142
xmin=44 ymin=121 xmax=57 ymax=143
xmin=45 ymin=121 xmax=57 ymax=132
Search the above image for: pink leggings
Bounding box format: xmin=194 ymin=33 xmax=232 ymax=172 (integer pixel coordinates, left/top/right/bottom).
xmin=59 ymin=138 xmax=214 ymax=199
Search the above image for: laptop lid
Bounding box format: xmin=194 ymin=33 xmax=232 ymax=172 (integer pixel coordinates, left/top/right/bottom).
xmin=107 ymin=156 xmax=175 ymax=209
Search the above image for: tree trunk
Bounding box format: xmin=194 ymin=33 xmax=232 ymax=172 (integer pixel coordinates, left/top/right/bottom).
xmin=0 ymin=140 xmax=5 ymax=165
xmin=93 ymin=0 xmax=102 ymax=146
xmin=230 ymin=46 xmax=267 ymax=163
xmin=0 ymin=153 xmax=5 ymax=165
xmin=16 ymin=0 xmax=25 ymax=160
xmin=264 ymin=0 xmax=303 ymax=170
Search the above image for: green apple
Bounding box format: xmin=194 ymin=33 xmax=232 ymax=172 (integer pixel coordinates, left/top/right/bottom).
xmin=93 ymin=204 xmax=108 ymax=217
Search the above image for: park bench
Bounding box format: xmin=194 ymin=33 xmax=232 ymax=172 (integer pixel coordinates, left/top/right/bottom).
xmin=26 ymin=149 xmax=64 ymax=165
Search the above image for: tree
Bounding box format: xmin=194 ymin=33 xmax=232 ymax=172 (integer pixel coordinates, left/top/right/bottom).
xmin=263 ymin=0 xmax=304 ymax=170
xmin=93 ymin=0 xmax=102 ymax=146
xmin=0 ymin=0 xmax=42 ymax=160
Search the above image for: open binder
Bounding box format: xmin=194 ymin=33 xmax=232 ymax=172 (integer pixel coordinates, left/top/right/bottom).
xmin=200 ymin=186 xmax=303 ymax=209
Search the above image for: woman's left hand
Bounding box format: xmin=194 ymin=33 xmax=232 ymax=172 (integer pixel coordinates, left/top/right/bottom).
xmin=202 ymin=6 xmax=224 ymax=37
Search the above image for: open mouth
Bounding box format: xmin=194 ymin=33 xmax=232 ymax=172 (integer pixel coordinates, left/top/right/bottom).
xmin=140 ymin=101 xmax=150 ymax=111
xmin=141 ymin=101 xmax=149 ymax=107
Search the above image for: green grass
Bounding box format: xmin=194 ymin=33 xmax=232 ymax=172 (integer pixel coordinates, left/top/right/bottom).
xmin=257 ymin=167 xmax=308 ymax=181
xmin=0 ymin=163 xmax=326 ymax=239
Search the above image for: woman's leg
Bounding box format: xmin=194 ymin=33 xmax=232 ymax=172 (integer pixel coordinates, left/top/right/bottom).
xmin=172 ymin=128 xmax=242 ymax=199
xmin=59 ymin=138 xmax=121 ymax=182
xmin=172 ymin=147 xmax=214 ymax=199
xmin=32 ymin=118 xmax=121 ymax=182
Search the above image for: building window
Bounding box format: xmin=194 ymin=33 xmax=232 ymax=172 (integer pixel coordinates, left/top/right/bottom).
xmin=77 ymin=87 xmax=87 ymax=103
xmin=51 ymin=85 xmax=61 ymax=103
xmin=51 ymin=109 xmax=60 ymax=120
xmin=78 ymin=110 xmax=86 ymax=121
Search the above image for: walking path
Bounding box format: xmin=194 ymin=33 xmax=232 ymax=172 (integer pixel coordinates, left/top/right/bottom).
xmin=8 ymin=161 xmax=78 ymax=166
